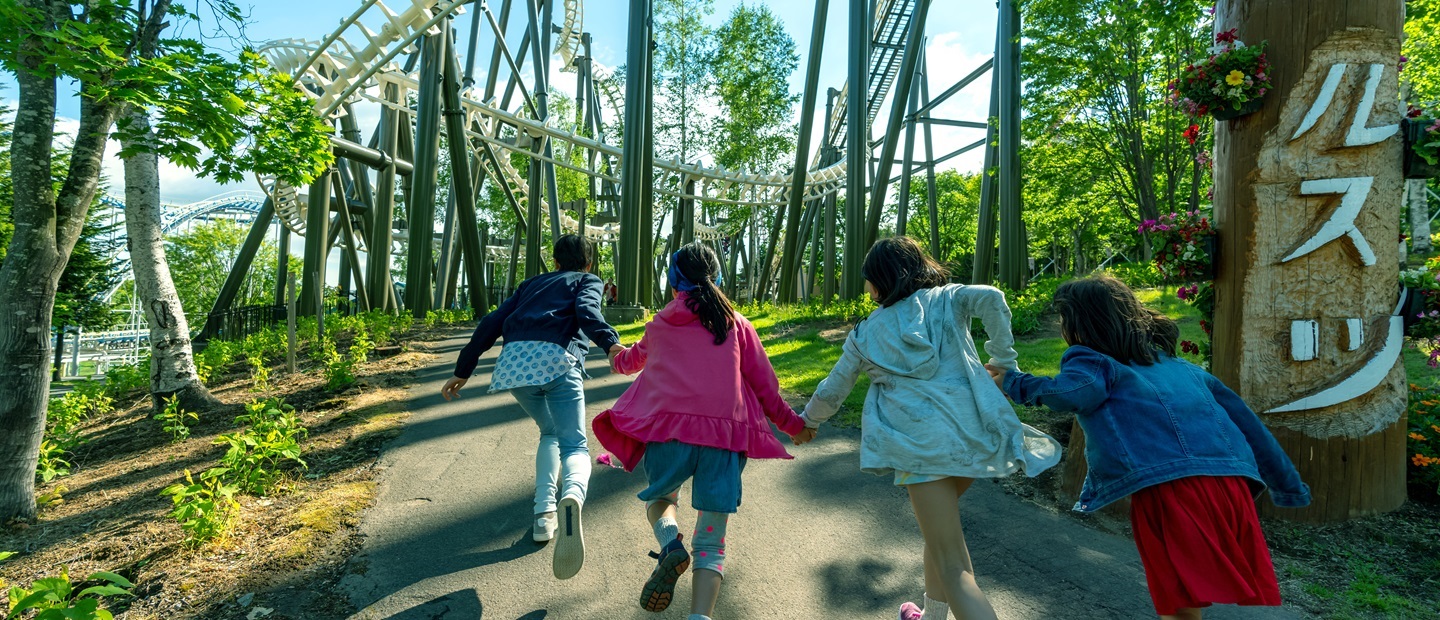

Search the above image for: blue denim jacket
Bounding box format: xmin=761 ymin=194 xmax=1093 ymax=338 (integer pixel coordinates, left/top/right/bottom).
xmin=1003 ymin=346 xmax=1311 ymax=513
xmin=454 ymin=270 xmax=619 ymax=379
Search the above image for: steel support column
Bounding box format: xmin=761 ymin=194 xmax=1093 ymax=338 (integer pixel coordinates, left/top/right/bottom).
xmin=332 ymin=170 xmax=370 ymax=313
xmin=201 ymin=197 xmax=277 ymax=339
xmin=443 ymin=37 xmax=491 ymax=316
xmin=616 ymin=0 xmax=652 ymax=307
xmin=299 ymin=174 xmax=332 ymax=317
xmin=897 ymin=68 xmax=920 ymax=237
xmin=778 ymin=0 xmax=830 ymax=304
xmin=997 ymin=0 xmax=1025 ymax=289
xmin=919 ymin=51 xmax=940 ymax=256
xmin=407 ymin=32 xmax=445 ymax=317
xmin=368 ymin=82 xmax=400 ymax=312
xmin=973 ymin=26 xmax=1002 ymax=285
xmin=274 ymin=222 xmax=290 ymax=308
xmin=843 ymin=0 xmax=869 ymax=299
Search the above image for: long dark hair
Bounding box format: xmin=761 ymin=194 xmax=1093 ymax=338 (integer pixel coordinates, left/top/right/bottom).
xmin=1053 ymin=276 xmax=1178 ymax=365
xmin=861 ymin=236 xmax=950 ymax=307
xmin=672 ymin=243 xmax=735 ymax=345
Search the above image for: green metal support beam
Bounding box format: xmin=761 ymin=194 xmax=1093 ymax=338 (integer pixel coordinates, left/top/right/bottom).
xmin=778 ymin=0 xmax=830 ymax=304
xmin=406 ymin=32 xmax=445 ymax=317
xmin=843 ymin=0 xmax=869 ymax=299
xmin=199 ymin=197 xmax=276 ymax=341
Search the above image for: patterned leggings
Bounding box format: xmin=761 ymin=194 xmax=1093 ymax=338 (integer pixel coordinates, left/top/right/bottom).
xmin=648 ymin=492 xmax=730 ymax=576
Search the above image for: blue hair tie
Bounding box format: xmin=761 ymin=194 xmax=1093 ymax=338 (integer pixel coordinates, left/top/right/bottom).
xmin=668 ymin=250 xmax=722 ymax=292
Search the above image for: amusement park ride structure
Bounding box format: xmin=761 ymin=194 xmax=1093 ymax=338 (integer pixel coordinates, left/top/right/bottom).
xmin=186 ymin=0 xmax=1025 ymax=332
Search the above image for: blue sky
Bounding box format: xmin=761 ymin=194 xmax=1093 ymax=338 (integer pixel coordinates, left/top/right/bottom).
xmin=0 ymin=0 xmax=999 ymax=204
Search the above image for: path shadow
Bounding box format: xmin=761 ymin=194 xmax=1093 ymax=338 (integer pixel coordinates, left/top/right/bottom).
xmin=388 ymin=588 xmax=483 ymax=619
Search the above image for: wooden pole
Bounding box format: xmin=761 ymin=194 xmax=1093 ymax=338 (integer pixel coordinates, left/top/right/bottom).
xmin=286 ymin=273 xmax=298 ymax=374
xmin=1213 ymin=0 xmax=1407 ymax=522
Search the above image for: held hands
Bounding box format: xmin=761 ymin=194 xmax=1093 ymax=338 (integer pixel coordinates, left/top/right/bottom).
xmin=791 ymin=427 xmax=818 ymax=446
xmin=440 ymin=376 xmax=467 ymax=401
xmin=984 ymin=364 xmax=1008 ymax=393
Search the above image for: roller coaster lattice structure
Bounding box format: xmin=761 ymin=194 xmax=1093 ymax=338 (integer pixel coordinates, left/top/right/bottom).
xmin=202 ymin=0 xmax=1025 ymax=336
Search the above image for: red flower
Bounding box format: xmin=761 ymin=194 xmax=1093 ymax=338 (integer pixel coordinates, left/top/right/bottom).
xmin=1216 ymin=28 xmax=1239 ymax=44
xmin=1183 ymin=124 xmax=1201 ymax=145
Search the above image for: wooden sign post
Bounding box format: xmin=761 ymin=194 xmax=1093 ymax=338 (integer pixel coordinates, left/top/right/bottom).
xmin=1212 ymin=1 xmax=1407 ymax=522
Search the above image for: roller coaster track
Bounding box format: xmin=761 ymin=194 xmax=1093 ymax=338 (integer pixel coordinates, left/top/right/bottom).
xmin=824 ymin=0 xmax=916 ymax=152
xmin=96 ymin=191 xmax=270 ymax=301
xmin=254 ymin=0 xmax=901 ymax=243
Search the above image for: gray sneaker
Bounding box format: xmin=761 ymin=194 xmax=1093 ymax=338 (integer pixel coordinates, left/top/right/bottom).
xmin=553 ymin=496 xmax=585 ymax=579
xmin=533 ymin=511 xmax=557 ymax=543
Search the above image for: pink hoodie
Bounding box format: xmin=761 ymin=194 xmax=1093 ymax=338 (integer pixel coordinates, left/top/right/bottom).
xmin=592 ymin=296 xmax=806 ymax=471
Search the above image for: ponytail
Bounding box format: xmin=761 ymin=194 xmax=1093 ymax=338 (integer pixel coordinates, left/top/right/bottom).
xmin=670 ymin=243 xmax=735 ymax=345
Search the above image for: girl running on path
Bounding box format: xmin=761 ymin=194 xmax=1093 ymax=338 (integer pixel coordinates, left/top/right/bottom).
xmin=440 ymin=234 xmax=622 ymax=580
xmin=797 ymin=237 xmax=1060 ymax=620
xmin=988 ymin=275 xmax=1311 ymax=620
xmin=593 ymin=242 xmax=809 ymax=620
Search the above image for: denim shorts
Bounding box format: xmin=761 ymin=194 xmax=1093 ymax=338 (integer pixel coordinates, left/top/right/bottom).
xmin=639 ymin=441 xmax=747 ymax=514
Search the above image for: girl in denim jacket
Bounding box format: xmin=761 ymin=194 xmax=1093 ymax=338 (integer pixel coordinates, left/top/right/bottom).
xmin=594 ymin=243 xmax=808 ymax=620
xmin=989 ymin=276 xmax=1311 ymax=620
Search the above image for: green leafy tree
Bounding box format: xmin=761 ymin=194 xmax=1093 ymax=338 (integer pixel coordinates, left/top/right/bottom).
xmin=0 ymin=0 xmax=331 ymax=522
xmin=654 ymin=0 xmax=715 ymax=165
xmin=709 ymin=4 xmax=799 ymax=172
xmin=1023 ymin=0 xmax=1211 ymax=258
xmin=154 ymin=219 xmax=278 ymax=326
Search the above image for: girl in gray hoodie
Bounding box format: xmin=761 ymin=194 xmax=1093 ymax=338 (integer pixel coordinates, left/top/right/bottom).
xmin=798 ymin=237 xmax=1059 ymax=620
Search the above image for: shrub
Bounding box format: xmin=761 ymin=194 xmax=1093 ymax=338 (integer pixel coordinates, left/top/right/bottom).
xmin=246 ymin=354 xmax=270 ymax=392
xmin=3 ymin=567 xmax=133 ymax=619
xmin=36 ymin=387 xmax=113 ymax=483
xmin=154 ymin=394 xmax=197 ymax=443
xmin=317 ymin=339 xmax=356 ymax=390
xmin=35 ymin=440 xmax=73 ymax=484
xmin=997 ymin=276 xmax=1064 ymax=336
xmin=195 ymin=340 xmax=236 ymax=385
xmin=102 ymin=359 xmax=149 ymax=398
xmin=216 ymin=398 xmax=308 ymax=495
xmin=1407 ymin=384 xmax=1440 ymax=498
xmin=1104 ymin=262 xmax=1166 ymax=290
xmin=160 ymin=468 xmax=239 ymax=547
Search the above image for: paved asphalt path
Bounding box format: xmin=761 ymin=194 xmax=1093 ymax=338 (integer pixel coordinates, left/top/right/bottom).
xmin=337 ymin=330 xmax=1302 ymax=620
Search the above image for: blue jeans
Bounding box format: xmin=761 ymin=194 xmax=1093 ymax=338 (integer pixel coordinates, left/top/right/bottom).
xmin=510 ymin=366 xmax=590 ymax=514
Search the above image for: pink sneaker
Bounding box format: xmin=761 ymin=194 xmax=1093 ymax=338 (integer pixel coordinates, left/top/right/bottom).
xmin=597 ymin=453 xmax=624 ymax=469
xmin=899 ymin=601 xmax=923 ymax=620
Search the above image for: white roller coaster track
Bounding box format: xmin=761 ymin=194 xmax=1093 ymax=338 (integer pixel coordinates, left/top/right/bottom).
xmin=255 ymin=0 xmax=850 ymax=243
xmin=97 ymin=191 xmax=271 ymax=301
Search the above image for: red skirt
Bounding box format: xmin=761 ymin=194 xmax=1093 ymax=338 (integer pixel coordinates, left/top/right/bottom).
xmin=1129 ymin=476 xmax=1282 ymax=616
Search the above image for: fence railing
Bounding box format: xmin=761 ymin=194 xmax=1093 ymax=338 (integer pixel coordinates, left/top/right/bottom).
xmin=201 ymin=304 xmax=286 ymax=343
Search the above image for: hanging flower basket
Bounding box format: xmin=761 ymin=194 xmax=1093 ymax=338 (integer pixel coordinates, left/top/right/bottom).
xmin=1212 ymin=97 xmax=1264 ymax=122
xmin=1403 ymin=115 xmax=1440 ymax=179
xmin=1170 ymin=29 xmax=1271 ymax=122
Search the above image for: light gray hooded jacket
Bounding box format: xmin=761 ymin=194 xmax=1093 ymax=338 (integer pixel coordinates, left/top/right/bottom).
xmin=802 ymin=284 xmax=1060 ymax=479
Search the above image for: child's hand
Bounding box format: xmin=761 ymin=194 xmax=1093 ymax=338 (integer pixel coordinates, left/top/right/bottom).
xmin=607 ymin=343 xmax=625 ymax=360
xmin=440 ymin=376 xmax=467 ymax=401
xmin=792 ymin=427 xmax=818 ymax=445
xmin=984 ymin=364 xmax=1007 ymax=392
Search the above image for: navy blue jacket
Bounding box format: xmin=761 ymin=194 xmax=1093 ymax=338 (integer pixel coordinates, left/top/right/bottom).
xmin=453 ymin=270 xmax=620 ymax=379
xmin=1004 ymin=346 xmax=1311 ymax=513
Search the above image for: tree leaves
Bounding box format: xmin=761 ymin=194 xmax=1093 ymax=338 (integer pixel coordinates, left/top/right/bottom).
xmin=709 ymin=4 xmax=799 ymax=173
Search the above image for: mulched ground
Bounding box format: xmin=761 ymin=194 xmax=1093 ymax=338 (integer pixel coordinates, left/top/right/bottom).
xmin=0 ymin=327 xmax=458 ymax=620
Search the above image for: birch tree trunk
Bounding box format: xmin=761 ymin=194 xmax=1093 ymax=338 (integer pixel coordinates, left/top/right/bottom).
xmin=1407 ymin=178 xmax=1433 ymax=254
xmin=120 ymin=109 xmax=221 ymax=412
xmin=0 ymin=5 xmax=122 ymax=521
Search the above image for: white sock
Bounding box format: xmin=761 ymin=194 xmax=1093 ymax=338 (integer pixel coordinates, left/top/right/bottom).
xmin=922 ymin=594 xmax=949 ymax=619
xmin=653 ymin=516 xmax=679 ymax=548
xmin=688 ymin=615 xmax=711 ymax=620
